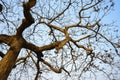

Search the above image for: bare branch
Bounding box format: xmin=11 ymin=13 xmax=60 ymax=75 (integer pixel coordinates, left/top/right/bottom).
xmin=40 ymin=58 xmax=62 ymax=73
xmin=82 ymin=0 xmax=102 ymax=10
xmin=49 ymin=0 xmax=72 ymax=23
xmin=71 ymin=35 xmax=91 ymax=42
xmin=88 ymin=28 xmax=120 ymax=56
xmin=71 ymin=39 xmax=93 ymax=55
xmin=66 ymin=19 xmax=101 ymax=29
xmin=41 ymin=22 xmax=64 ymax=33
xmin=23 ymin=40 xmax=59 ymax=52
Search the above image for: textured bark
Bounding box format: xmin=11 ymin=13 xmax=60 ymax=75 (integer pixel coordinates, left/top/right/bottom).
xmin=0 ymin=37 xmax=23 ymax=80
xmin=0 ymin=49 xmax=20 ymax=80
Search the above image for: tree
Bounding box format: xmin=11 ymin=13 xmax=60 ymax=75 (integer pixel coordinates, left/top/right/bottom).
xmin=0 ymin=0 xmax=119 ymax=80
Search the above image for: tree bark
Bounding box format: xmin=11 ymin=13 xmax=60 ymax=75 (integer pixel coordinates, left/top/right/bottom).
xmin=0 ymin=37 xmax=23 ymax=80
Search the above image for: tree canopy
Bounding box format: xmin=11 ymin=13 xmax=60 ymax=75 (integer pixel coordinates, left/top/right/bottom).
xmin=0 ymin=0 xmax=120 ymax=80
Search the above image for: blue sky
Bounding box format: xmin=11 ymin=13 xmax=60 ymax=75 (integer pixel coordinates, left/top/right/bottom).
xmin=101 ymin=0 xmax=120 ymax=44
xmin=112 ymin=0 xmax=120 ymax=23
xmin=104 ymin=0 xmax=120 ymax=26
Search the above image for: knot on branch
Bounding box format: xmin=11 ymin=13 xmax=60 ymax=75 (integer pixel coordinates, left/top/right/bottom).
xmin=56 ymin=38 xmax=71 ymax=52
xmin=36 ymin=51 xmax=44 ymax=61
xmin=86 ymin=49 xmax=93 ymax=55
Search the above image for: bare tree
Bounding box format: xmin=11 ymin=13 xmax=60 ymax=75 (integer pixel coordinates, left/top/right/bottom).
xmin=0 ymin=0 xmax=119 ymax=80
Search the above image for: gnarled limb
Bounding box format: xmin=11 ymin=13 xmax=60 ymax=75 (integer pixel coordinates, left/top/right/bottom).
xmin=17 ymin=0 xmax=36 ymax=36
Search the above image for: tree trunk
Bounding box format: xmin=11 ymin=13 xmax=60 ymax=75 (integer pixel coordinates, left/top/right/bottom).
xmin=0 ymin=37 xmax=22 ymax=80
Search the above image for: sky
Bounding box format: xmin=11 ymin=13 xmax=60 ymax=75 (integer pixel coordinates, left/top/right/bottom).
xmin=0 ymin=0 xmax=120 ymax=80
xmin=103 ymin=0 xmax=120 ymax=28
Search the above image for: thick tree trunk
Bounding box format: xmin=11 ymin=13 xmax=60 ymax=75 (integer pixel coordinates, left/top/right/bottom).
xmin=0 ymin=49 xmax=20 ymax=80
xmin=0 ymin=37 xmax=22 ymax=80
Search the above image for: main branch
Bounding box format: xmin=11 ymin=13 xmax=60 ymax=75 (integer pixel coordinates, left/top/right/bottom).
xmin=17 ymin=0 xmax=36 ymax=36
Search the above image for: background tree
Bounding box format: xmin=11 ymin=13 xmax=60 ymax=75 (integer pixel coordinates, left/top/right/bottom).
xmin=0 ymin=0 xmax=120 ymax=80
